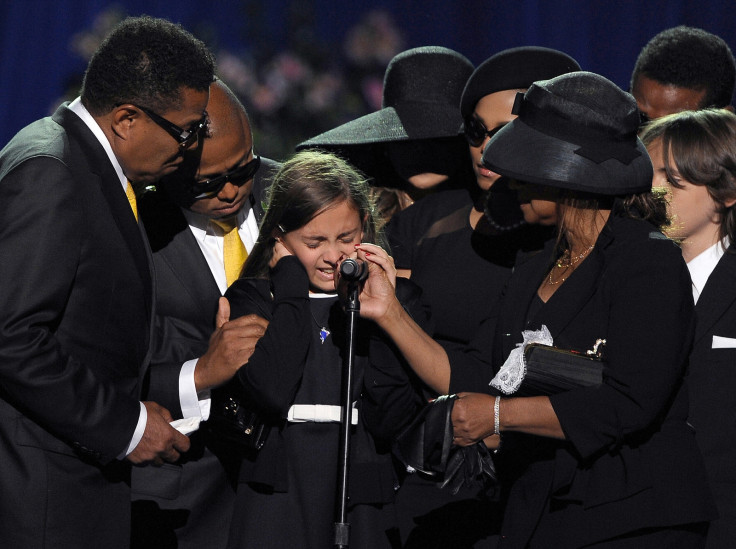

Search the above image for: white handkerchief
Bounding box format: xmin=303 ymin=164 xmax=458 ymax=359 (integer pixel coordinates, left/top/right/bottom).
xmin=170 ymin=416 xmax=201 ymax=435
xmin=712 ymin=335 xmax=736 ymax=349
xmin=490 ymin=325 xmax=554 ymax=394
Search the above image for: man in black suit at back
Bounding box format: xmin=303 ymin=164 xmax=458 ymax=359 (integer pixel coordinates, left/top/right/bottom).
xmin=0 ymin=16 xmax=215 ymax=549
xmin=132 ymin=79 xmax=277 ymax=549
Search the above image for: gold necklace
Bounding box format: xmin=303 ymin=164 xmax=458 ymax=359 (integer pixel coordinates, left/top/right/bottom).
xmin=555 ymin=245 xmax=594 ymax=268
xmin=547 ymin=245 xmax=594 ymax=285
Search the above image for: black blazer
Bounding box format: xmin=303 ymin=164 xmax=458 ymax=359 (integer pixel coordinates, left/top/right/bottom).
xmin=130 ymin=157 xmax=278 ymax=549
xmin=490 ymin=215 xmax=715 ymax=548
xmin=0 ymin=103 xmax=152 ymax=548
xmin=688 ymin=245 xmax=736 ymax=548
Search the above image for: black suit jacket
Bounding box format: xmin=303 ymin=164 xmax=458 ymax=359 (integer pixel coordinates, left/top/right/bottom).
xmin=0 ymin=104 xmax=152 ymax=548
xmin=489 ymin=215 xmax=715 ymax=548
xmin=688 ymin=246 xmax=736 ymax=548
xmin=131 ymin=157 xmax=278 ymax=549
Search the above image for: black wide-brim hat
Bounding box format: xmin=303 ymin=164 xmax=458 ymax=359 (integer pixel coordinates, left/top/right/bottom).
xmin=297 ymin=46 xmax=474 ymax=148
xmin=482 ymin=71 xmax=653 ymax=195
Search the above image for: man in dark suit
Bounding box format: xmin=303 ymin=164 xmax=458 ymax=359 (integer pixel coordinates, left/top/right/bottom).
xmin=0 ymin=16 xmax=217 ymax=549
xmin=131 ymin=79 xmax=277 ymax=549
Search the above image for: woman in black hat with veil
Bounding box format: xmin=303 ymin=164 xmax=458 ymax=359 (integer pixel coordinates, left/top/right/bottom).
xmin=297 ymin=45 xmax=475 ymax=222
xmin=357 ymin=71 xmax=715 ymax=547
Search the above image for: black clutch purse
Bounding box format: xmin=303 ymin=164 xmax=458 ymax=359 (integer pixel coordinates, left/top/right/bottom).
xmin=517 ymin=342 xmax=605 ymax=396
xmin=207 ymin=382 xmax=270 ymax=451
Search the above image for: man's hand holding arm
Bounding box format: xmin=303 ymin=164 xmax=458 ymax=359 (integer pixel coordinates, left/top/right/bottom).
xmin=193 ymin=297 xmax=269 ymax=392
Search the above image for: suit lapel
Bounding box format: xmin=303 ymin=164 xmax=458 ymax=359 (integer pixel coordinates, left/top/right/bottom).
xmin=251 ymin=157 xmax=280 ymax=222
xmin=158 ymin=221 xmax=222 ymax=317
xmin=694 ymin=247 xmax=736 ymax=345
xmin=54 ymin=106 xmax=153 ymax=310
xmin=537 ymin=243 xmax=606 ymax=339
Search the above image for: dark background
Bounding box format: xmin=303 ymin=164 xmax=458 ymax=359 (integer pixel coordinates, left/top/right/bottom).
xmin=2 ymin=0 xmax=735 ymax=159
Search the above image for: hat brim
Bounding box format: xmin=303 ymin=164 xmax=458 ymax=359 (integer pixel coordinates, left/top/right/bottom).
xmin=297 ymin=104 xmax=463 ymax=149
xmin=482 ymin=119 xmax=653 ymax=196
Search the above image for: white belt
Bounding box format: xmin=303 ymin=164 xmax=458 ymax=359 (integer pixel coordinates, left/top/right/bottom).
xmin=287 ymin=403 xmax=358 ymax=425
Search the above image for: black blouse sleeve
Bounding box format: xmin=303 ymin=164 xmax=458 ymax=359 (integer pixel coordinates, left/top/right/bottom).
xmin=225 ymin=256 xmax=312 ymax=419
xmin=362 ymin=278 xmax=432 ymax=442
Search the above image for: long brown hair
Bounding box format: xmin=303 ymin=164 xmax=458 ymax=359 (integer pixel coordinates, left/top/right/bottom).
xmin=242 ymin=150 xmax=386 ymax=279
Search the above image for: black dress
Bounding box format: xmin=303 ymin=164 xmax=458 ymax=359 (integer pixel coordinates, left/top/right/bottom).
xmin=389 ymin=189 xmax=513 ymax=352
xmin=224 ymin=257 xmax=399 ymax=549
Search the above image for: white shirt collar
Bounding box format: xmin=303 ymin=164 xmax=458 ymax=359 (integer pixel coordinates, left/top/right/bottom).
xmin=687 ymin=237 xmax=729 ymax=304
xmin=67 ymin=97 xmax=128 ymax=192
xmin=310 ymin=292 xmax=338 ymax=299
xmin=182 ymin=203 xmax=253 ymax=244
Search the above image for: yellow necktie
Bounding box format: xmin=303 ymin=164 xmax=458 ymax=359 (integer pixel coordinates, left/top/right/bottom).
xmin=125 ymin=180 xmax=138 ymax=222
xmin=213 ymin=220 xmax=247 ymax=286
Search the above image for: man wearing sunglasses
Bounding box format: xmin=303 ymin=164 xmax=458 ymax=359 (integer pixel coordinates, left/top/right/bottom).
xmin=131 ymin=79 xmax=279 ymax=549
xmin=0 ymin=16 xmax=216 ymax=549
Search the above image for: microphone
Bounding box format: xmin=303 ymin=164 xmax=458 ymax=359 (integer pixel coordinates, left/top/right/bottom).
xmin=339 ymin=258 xmax=368 ymax=282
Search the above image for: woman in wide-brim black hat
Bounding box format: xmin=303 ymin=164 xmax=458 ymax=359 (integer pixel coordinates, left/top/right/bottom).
xmin=297 ymin=46 xmax=475 ymax=218
xmin=358 ymin=70 xmax=716 ymax=547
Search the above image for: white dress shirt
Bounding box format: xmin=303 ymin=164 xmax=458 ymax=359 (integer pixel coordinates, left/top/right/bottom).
xmin=686 ymin=237 xmax=729 ymax=305
xmin=177 ymin=206 xmax=260 ymax=420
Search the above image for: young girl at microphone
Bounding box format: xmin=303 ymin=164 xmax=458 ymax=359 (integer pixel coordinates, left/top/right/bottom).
xmin=223 ymin=150 xmax=424 ymax=549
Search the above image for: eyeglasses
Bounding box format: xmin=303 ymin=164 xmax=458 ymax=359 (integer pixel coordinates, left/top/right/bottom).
xmin=191 ymin=155 xmax=261 ymax=199
xmin=464 ymin=116 xmax=507 ymax=148
xmin=134 ymin=104 xmax=207 ymax=149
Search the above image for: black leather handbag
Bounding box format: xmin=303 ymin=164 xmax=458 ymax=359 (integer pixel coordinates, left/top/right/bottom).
xmin=208 ymin=382 xmax=270 ymax=451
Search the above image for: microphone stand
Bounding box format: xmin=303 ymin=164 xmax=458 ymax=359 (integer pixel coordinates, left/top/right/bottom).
xmin=333 ymin=260 xmax=365 ymax=549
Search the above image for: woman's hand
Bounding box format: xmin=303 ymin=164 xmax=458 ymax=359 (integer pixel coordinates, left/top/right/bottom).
xmin=451 ymin=392 xmax=496 ymax=447
xmin=353 ymin=243 xmax=399 ymax=321
xmin=482 ymin=434 xmax=501 ymax=451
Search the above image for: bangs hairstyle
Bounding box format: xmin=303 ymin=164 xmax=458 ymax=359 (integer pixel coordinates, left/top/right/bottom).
xmin=242 ymin=150 xmax=385 ymax=279
xmin=640 ymin=108 xmax=736 ymax=243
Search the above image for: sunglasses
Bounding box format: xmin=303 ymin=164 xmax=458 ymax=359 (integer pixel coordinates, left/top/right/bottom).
xmin=134 ymin=104 xmax=207 ymax=149
xmin=191 ymin=155 xmax=261 ymax=199
xmin=464 ymin=116 xmax=507 ymax=148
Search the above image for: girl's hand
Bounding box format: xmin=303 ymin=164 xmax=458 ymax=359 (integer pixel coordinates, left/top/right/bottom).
xmin=269 ymin=237 xmax=292 ymax=269
xmin=354 ymin=243 xmax=398 ymax=320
